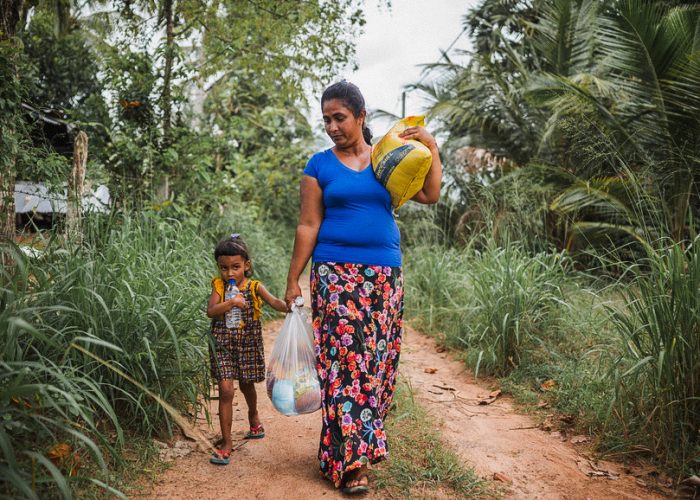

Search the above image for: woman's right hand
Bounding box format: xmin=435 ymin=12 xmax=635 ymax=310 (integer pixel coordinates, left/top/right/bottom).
xmin=284 ymin=281 xmax=302 ymax=310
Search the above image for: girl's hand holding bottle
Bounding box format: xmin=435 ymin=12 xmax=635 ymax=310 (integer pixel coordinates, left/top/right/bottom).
xmin=226 ymin=294 xmax=247 ymax=310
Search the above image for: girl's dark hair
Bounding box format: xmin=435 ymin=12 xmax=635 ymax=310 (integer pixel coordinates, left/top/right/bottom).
xmin=214 ymin=234 xmax=252 ymax=276
xmin=321 ymin=80 xmax=372 ymax=145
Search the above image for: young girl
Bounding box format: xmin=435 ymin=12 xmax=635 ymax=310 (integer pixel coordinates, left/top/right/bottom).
xmin=207 ymin=233 xmax=287 ymax=465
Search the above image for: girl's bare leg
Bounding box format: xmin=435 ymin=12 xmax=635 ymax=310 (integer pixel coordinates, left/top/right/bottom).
xmin=218 ymin=379 xmax=235 ymax=451
xmin=238 ymin=381 xmax=261 ymax=428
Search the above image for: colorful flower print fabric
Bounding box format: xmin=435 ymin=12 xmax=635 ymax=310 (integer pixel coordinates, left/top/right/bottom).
xmin=310 ymin=262 xmax=404 ymax=487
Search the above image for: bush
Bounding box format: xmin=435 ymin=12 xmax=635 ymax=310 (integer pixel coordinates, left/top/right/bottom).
xmin=1 ymin=212 xmax=212 ymax=497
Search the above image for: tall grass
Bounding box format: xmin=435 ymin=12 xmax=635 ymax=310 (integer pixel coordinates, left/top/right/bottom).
xmin=1 ymin=213 xmax=210 ymax=497
xmin=0 ymin=208 xmax=291 ymax=498
xmin=607 ymin=239 xmax=700 ymax=474
xmin=406 ymin=240 xmax=568 ymax=376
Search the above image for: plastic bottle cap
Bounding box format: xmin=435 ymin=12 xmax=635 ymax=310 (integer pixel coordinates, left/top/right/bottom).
xmin=228 ymin=279 xmax=235 ymax=285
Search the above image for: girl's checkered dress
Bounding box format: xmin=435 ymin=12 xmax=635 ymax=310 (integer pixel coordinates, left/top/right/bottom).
xmin=209 ymin=280 xmax=265 ymax=382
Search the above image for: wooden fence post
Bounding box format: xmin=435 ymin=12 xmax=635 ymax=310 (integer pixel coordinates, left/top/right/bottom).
xmin=0 ymin=165 xmax=15 ymax=270
xmin=66 ymin=130 xmax=88 ymax=243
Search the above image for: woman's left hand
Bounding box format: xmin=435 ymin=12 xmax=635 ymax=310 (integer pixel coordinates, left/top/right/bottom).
xmin=401 ymin=125 xmax=443 ymax=205
xmin=399 ymin=126 xmax=438 ymax=152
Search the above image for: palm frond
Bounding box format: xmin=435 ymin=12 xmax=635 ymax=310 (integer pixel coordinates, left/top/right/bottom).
xmin=529 ymin=0 xmax=599 ymax=75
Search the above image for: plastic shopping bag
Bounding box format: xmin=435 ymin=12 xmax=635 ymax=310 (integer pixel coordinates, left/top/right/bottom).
xmin=266 ymin=300 xmax=321 ymax=416
xmin=371 ymin=115 xmax=433 ymax=209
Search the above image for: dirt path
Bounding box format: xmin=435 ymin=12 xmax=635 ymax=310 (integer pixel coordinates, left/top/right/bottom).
xmin=400 ymin=328 xmax=663 ymax=499
xmin=147 ymin=281 xmax=663 ymax=499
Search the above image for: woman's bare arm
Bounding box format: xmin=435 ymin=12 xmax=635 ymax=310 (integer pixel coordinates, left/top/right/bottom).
xmin=399 ymin=126 xmax=442 ymax=204
xmin=285 ymin=175 xmax=324 ymax=307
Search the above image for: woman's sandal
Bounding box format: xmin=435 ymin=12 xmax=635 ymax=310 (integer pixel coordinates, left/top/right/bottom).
xmin=243 ymin=424 xmax=265 ymax=439
xmin=341 ymin=471 xmax=369 ymax=495
xmin=209 ymin=449 xmax=231 ymax=465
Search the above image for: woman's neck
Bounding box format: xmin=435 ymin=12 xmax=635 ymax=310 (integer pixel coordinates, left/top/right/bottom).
xmin=334 ymin=140 xmax=370 ymax=157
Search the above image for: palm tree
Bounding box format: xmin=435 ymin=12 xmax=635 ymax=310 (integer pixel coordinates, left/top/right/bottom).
xmin=528 ymin=0 xmax=700 ymax=244
xmin=423 ymin=0 xmax=700 ymax=247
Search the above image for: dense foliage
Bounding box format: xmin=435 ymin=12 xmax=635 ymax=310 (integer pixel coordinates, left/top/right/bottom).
xmin=3 ymin=0 xmax=368 ymax=224
xmin=423 ymin=0 xmax=700 ymax=251
xmin=406 ymin=0 xmax=700 ymax=479
xmin=0 ymin=209 xmax=290 ymax=497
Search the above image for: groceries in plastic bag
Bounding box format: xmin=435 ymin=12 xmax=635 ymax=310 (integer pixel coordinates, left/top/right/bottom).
xmin=371 ymin=115 xmax=433 ymax=209
xmin=266 ymin=298 xmax=321 ymax=416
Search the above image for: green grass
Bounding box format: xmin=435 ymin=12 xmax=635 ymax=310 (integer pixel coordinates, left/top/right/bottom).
xmin=500 ymin=283 xmax=616 ymax=428
xmin=374 ymin=381 xmax=492 ymax=499
xmin=405 ymin=240 xmax=568 ymax=377
xmin=605 ymin=240 xmax=700 ymax=476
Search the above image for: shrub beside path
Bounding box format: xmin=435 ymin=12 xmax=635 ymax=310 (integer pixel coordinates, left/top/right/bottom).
xmin=145 ymin=280 xmax=663 ymax=499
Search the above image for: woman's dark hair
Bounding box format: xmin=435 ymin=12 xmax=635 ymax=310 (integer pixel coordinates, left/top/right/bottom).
xmin=321 ymin=80 xmax=372 ymax=145
xmin=214 ymin=233 xmax=252 ymax=276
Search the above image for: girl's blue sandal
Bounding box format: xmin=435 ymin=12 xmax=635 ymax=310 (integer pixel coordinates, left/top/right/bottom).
xmin=209 ymin=450 xmax=230 ymax=465
xmin=243 ymin=424 xmax=265 ymax=439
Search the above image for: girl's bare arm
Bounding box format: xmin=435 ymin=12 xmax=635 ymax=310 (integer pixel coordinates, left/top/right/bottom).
xmin=285 ymin=176 xmax=324 ymax=307
xmin=257 ymin=284 xmax=289 ymax=313
xmin=206 ymin=290 xmax=246 ymax=318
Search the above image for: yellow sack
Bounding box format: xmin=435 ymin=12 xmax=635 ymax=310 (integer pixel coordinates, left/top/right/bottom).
xmin=371 ymin=116 xmax=432 ymax=209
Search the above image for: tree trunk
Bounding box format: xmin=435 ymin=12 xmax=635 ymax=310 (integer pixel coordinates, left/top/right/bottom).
xmin=0 ymin=164 xmax=15 ymax=243
xmin=1 ymin=0 xmax=24 ymax=269
xmin=162 ymin=0 xmax=174 ymax=140
xmin=158 ymin=0 xmax=174 ymax=200
xmin=66 ymin=131 xmax=88 ymax=244
xmin=1 ymin=0 xmax=23 ymax=36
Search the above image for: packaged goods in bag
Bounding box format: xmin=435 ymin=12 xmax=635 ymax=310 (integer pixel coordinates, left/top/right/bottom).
xmin=266 ymin=298 xmax=321 ymax=416
xmin=371 ymin=115 xmax=433 ymax=209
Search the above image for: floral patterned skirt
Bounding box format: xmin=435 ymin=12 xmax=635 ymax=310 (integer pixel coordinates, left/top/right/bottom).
xmin=310 ymin=262 xmax=404 ymax=488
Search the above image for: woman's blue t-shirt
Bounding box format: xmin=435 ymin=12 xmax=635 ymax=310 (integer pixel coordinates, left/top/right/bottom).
xmin=303 ymin=149 xmax=401 ymax=267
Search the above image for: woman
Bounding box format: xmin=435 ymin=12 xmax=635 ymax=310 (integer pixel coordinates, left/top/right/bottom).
xmin=284 ymin=81 xmax=442 ymax=494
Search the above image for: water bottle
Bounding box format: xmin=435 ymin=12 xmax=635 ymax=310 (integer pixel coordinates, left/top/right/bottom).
xmin=225 ymin=279 xmax=241 ymax=328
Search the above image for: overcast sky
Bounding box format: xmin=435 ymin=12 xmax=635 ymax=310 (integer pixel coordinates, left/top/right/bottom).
xmin=309 ymin=0 xmax=479 ymax=145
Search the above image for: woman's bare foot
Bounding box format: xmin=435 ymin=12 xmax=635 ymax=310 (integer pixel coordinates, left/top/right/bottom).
xmin=342 ymin=466 xmax=369 ymax=493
